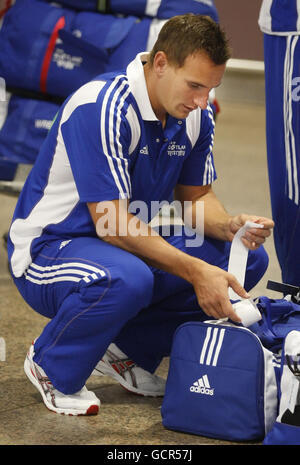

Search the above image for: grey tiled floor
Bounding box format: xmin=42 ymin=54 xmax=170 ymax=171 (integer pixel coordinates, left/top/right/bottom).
xmin=0 ymin=100 xmax=281 ymax=445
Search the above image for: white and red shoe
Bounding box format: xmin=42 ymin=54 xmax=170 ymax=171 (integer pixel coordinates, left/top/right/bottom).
xmin=92 ymin=343 xmax=165 ymax=397
xmin=24 ymin=343 xmax=100 ymax=416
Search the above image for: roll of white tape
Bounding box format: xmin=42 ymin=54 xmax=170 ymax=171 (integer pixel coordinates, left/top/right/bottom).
xmin=232 ymin=299 xmax=262 ymax=327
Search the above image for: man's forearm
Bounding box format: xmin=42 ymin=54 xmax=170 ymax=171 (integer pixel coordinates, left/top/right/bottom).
xmin=185 ymin=189 xmax=232 ymax=241
xmin=87 ymin=199 xmax=248 ymax=324
xmin=88 ymin=200 xmax=203 ymax=284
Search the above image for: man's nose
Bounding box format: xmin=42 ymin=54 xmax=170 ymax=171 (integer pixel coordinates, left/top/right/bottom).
xmin=193 ymin=92 xmax=209 ymax=110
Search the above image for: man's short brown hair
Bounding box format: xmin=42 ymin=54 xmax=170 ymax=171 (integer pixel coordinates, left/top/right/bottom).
xmin=149 ymin=14 xmax=231 ymax=67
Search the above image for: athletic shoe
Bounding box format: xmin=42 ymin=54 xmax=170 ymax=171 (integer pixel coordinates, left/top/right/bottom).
xmin=92 ymin=343 xmax=165 ymax=397
xmin=24 ymin=343 xmax=100 ymax=416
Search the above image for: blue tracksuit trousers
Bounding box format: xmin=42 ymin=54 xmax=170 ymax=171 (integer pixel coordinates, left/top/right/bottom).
xmin=263 ymin=33 xmax=300 ymax=286
xmin=13 ymin=228 xmax=269 ymax=394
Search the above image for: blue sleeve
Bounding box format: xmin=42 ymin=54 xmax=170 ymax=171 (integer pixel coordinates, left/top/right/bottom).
xmin=178 ymin=106 xmax=217 ymax=186
xmin=60 ymin=95 xmax=132 ymax=203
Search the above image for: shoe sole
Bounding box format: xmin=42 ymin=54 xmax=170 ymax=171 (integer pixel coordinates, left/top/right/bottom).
xmin=24 ymin=350 xmax=100 ymax=416
xmin=93 ymin=361 xmax=165 ymax=397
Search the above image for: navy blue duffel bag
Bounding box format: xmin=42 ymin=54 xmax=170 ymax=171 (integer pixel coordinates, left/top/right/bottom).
xmin=0 ymin=0 xmax=152 ymax=97
xmin=40 ymin=0 xmax=219 ymax=22
xmin=0 ymin=94 xmax=59 ymax=167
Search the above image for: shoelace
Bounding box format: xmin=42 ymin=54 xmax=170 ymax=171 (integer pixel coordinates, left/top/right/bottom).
xmin=32 ymin=360 xmax=57 ymax=407
xmin=103 ymin=349 xmax=138 ymax=388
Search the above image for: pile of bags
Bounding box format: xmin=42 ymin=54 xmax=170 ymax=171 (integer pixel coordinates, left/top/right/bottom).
xmin=0 ymin=0 xmax=219 ymax=180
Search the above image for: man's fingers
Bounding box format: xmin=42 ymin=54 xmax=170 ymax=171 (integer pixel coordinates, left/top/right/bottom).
xmin=245 ymin=228 xmax=271 ymax=241
xmin=225 ymin=305 xmax=241 ymax=323
xmin=208 ymin=299 xmax=241 ymax=323
xmin=200 ymin=293 xmax=242 ymax=323
xmin=255 ymin=217 xmax=275 ymax=229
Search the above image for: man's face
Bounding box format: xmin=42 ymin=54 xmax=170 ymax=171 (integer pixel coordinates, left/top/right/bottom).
xmin=154 ymin=51 xmax=226 ymax=119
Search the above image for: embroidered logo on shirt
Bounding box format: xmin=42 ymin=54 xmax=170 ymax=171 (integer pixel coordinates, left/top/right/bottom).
xmin=167 ymin=141 xmax=186 ymax=157
xmin=139 ymin=145 xmax=149 ymax=155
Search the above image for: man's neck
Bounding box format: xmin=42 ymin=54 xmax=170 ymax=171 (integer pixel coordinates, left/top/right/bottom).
xmin=143 ymin=62 xmax=167 ymax=127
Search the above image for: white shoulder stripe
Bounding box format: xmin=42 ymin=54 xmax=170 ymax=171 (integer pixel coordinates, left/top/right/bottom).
xmin=100 ymin=75 xmax=131 ymax=199
xmin=186 ymin=108 xmax=202 ymax=148
xmin=61 ymin=80 xmax=106 ymax=126
xmin=186 ymin=106 xmax=216 ymax=185
xmin=126 ymin=104 xmax=141 ymax=155
xmin=110 ymin=81 xmax=132 ymax=196
xmin=203 ymin=105 xmax=216 ymax=185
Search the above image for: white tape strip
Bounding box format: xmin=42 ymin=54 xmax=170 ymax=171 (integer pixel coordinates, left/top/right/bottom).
xmin=228 ymin=221 xmax=263 ymax=300
xmin=228 ymin=221 xmax=263 ymax=326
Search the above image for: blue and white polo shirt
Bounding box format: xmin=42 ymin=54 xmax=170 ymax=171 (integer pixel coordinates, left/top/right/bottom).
xmin=259 ymin=0 xmax=300 ymax=34
xmin=8 ymin=52 xmax=216 ymax=278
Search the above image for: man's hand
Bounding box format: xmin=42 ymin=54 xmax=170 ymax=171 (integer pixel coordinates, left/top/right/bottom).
xmin=227 ymin=214 xmax=274 ymax=250
xmin=189 ymin=260 xmax=249 ymax=323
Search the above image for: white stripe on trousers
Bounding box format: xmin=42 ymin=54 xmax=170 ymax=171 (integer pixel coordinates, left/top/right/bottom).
xmin=25 ymin=261 xmax=106 ymax=285
xmin=284 ymin=35 xmax=299 ymax=205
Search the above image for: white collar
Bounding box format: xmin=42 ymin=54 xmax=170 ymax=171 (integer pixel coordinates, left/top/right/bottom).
xmin=126 ymin=52 xmax=159 ymax=121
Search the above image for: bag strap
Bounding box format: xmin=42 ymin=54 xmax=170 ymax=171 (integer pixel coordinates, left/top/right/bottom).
xmin=40 ymin=16 xmax=66 ymax=94
xmin=0 ymin=0 xmax=12 ymax=19
xmin=39 ymin=18 xmax=110 ymax=94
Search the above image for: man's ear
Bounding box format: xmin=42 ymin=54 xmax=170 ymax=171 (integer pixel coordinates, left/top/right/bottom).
xmin=153 ymin=51 xmax=169 ymax=77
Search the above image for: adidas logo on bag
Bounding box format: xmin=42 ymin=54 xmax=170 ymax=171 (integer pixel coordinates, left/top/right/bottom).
xmin=190 ymin=374 xmax=214 ymax=395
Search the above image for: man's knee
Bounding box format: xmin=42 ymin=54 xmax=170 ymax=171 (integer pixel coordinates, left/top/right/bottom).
xmin=78 ymin=255 xmax=154 ymax=317
xmin=113 ymin=257 xmax=154 ymax=309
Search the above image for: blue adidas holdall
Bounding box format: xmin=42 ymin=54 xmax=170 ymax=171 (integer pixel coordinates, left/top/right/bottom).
xmin=161 ymin=320 xmax=278 ymax=442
